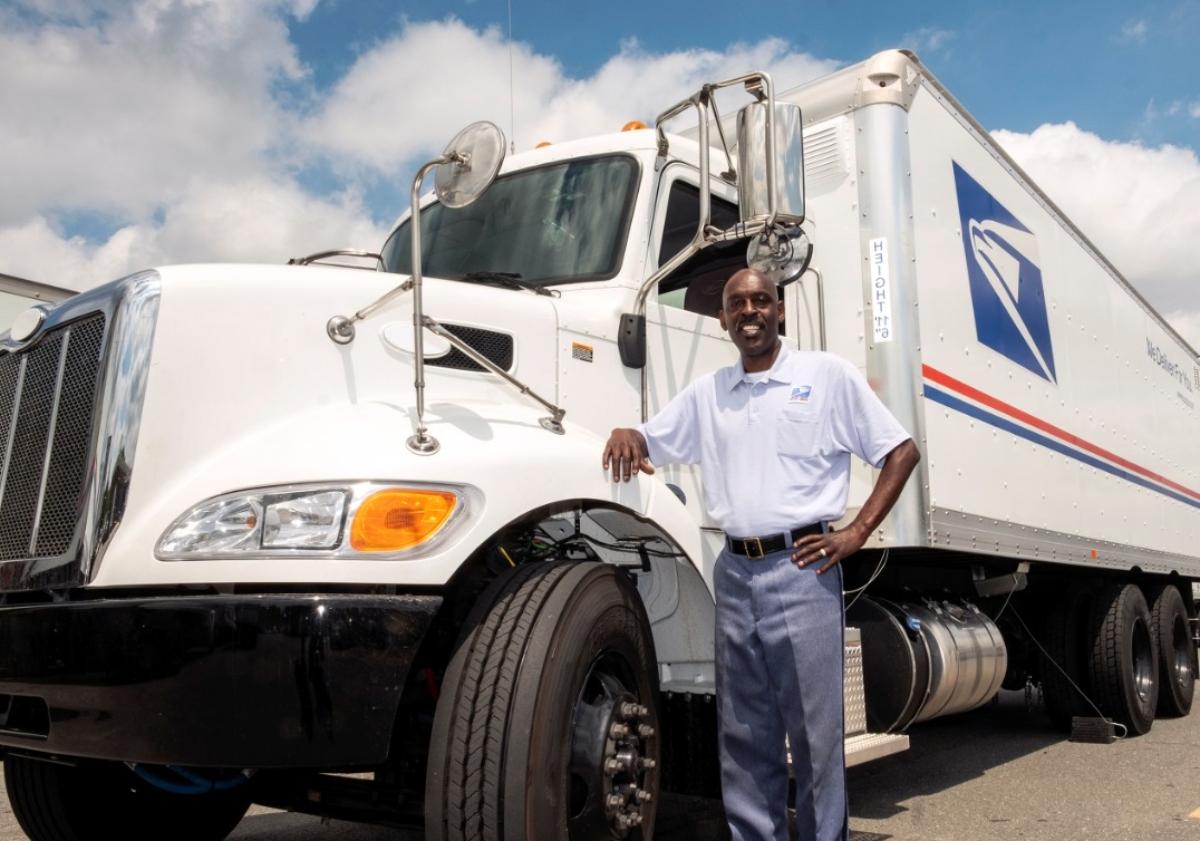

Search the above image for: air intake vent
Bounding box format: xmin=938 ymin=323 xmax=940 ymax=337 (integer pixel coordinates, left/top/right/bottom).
xmin=0 ymin=314 xmax=106 ymax=561
xmin=803 ymin=121 xmax=851 ymax=193
xmin=427 ymin=324 xmax=514 ymax=373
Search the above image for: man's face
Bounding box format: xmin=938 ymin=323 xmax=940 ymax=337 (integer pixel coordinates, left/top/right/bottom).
xmin=718 ymin=270 xmax=783 ymax=359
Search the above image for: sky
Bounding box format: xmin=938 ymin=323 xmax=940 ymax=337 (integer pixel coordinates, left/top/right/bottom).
xmin=1 ymin=0 xmax=1197 ymax=347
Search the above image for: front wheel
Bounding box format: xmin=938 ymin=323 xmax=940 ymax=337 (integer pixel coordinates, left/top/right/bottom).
xmin=4 ymin=754 xmax=250 ymax=841
xmin=426 ymin=561 xmax=660 ymax=841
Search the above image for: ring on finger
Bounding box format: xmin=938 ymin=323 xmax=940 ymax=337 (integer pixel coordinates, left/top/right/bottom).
xmin=818 ymin=548 xmax=828 ymax=559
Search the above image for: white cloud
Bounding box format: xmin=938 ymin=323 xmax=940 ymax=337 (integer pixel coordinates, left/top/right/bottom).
xmin=304 ymin=19 xmax=838 ymax=173
xmin=901 ymin=27 xmax=956 ymax=56
xmin=0 ymin=178 xmax=387 ymax=291
xmin=1190 ymin=102 xmax=1200 ymax=119
xmin=993 ymin=122 xmax=1200 ymax=348
xmin=1118 ymin=19 xmax=1149 ymax=44
xmin=0 ymin=10 xmax=839 ymax=292
xmin=0 ymin=0 xmax=311 ymax=225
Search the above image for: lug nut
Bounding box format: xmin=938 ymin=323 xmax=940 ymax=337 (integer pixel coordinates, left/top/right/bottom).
xmin=637 ymin=724 xmax=656 ymax=738
xmin=636 ymin=789 xmax=653 ymax=803
xmin=605 ymin=794 xmax=625 ymax=811
xmin=610 ymin=722 xmax=630 ymax=739
xmin=638 ymin=757 xmax=656 ymax=771
xmin=627 ymin=813 xmax=644 ymax=826
xmin=605 ymin=753 xmax=635 ymax=775
xmin=618 ymin=702 xmax=650 ymax=720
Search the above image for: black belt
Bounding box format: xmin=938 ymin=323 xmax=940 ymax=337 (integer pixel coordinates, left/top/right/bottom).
xmin=726 ymin=523 xmax=824 ymax=559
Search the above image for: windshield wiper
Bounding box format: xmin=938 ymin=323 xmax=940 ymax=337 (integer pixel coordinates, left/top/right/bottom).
xmin=463 ymin=271 xmax=559 ymax=297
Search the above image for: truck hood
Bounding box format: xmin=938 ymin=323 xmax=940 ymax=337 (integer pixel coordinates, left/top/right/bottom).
xmin=84 ymin=263 xmax=565 ymax=580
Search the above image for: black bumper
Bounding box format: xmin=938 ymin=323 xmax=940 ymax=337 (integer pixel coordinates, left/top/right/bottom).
xmin=0 ymin=593 xmax=441 ymax=768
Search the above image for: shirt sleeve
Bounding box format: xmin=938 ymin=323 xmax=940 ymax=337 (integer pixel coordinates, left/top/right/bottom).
xmin=637 ymin=380 xmax=703 ymax=466
xmin=830 ymin=359 xmax=912 ymax=467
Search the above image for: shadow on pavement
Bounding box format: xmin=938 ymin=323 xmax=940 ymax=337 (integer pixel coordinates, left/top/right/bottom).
xmin=847 ymin=690 xmax=1061 ymax=821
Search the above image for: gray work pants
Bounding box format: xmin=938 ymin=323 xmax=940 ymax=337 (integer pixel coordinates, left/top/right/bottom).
xmin=714 ymin=546 xmax=848 ymax=841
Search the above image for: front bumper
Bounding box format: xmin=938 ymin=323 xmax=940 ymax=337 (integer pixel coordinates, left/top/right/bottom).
xmin=0 ymin=593 xmax=441 ymax=768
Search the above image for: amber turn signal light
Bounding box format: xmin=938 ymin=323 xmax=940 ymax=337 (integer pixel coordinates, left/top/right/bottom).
xmin=350 ymin=488 xmax=458 ymax=552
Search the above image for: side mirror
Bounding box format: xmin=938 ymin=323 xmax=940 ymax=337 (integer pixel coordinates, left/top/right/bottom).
xmin=735 ymin=101 xmax=805 ymax=226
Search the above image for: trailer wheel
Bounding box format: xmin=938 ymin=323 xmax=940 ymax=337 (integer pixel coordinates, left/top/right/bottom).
xmin=4 ymin=754 xmax=250 ymax=841
xmin=1148 ymin=584 xmax=1195 ymax=717
xmin=1041 ymin=589 xmax=1092 ymax=731
xmin=1088 ymin=583 xmax=1158 ymax=736
xmin=426 ymin=561 xmax=659 ymax=841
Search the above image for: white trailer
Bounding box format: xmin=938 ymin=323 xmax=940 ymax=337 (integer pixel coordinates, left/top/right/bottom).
xmin=0 ymin=50 xmax=1195 ymax=841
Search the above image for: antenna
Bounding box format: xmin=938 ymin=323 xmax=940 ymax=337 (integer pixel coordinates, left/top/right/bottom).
xmin=507 ymin=0 xmax=516 ymax=153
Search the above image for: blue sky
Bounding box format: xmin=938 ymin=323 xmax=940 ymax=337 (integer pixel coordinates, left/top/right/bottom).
xmin=0 ymin=0 xmax=1197 ymax=344
xmin=286 ymin=0 xmax=1199 ymax=148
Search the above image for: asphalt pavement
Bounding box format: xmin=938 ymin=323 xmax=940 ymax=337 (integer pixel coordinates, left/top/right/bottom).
xmin=2 ymin=689 xmax=1199 ymax=840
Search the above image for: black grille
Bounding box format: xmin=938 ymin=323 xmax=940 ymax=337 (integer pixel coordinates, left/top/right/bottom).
xmin=427 ymin=324 xmax=514 ymax=372
xmin=0 ymin=314 xmax=106 ymax=561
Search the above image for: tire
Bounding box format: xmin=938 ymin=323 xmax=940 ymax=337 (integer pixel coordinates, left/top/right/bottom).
xmin=1087 ymin=583 xmax=1158 ymax=736
xmin=1148 ymin=584 xmax=1195 ymax=717
xmin=1041 ymin=589 xmax=1092 ymax=731
xmin=426 ymin=561 xmax=660 ymax=841
xmin=4 ymin=754 xmax=250 ymax=841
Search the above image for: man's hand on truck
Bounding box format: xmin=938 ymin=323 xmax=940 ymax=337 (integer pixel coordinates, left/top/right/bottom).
xmin=603 ymin=428 xmax=656 ymax=481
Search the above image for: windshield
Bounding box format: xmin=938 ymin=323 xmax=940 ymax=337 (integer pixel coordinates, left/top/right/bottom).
xmin=380 ymin=154 xmax=639 ymax=286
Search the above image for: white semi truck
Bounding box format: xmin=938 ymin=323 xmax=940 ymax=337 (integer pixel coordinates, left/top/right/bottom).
xmin=0 ymin=49 xmax=1197 ymax=841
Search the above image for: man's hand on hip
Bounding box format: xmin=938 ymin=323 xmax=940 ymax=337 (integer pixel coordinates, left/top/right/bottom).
xmin=792 ymin=525 xmax=868 ymax=574
xmin=602 ymin=428 xmax=655 ymax=482
xmin=793 ymin=439 xmax=921 ymax=574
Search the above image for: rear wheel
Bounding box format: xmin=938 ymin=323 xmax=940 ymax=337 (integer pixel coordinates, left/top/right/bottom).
xmin=1148 ymin=584 xmax=1195 ymax=717
xmin=1088 ymin=583 xmax=1158 ymax=736
xmin=4 ymin=754 xmax=250 ymax=841
xmin=426 ymin=561 xmax=660 ymax=841
xmin=1041 ymin=589 xmax=1092 ymax=731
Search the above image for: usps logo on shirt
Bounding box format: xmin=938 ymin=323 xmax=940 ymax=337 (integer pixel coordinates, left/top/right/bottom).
xmin=789 ymin=385 xmax=812 ymax=403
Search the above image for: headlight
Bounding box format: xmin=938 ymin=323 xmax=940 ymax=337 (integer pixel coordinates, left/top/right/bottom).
xmin=156 ymin=482 xmax=471 ymax=560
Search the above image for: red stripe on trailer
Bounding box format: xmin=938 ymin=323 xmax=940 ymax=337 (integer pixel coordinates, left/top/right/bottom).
xmin=922 ymin=364 xmax=1200 ymax=503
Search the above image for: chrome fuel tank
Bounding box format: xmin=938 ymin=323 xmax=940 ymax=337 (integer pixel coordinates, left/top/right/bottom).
xmin=848 ymin=595 xmax=1007 ymax=732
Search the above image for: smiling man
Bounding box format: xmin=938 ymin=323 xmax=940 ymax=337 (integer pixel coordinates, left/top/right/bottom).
xmin=603 ymin=268 xmax=919 ymax=841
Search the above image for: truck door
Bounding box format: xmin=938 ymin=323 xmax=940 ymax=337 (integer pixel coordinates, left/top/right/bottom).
xmin=643 ymin=169 xmax=810 ymax=528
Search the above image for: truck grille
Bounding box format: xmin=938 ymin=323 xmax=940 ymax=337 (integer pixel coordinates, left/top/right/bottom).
xmin=0 ymin=314 xmax=107 ymax=561
xmin=427 ymin=324 xmax=514 ymax=372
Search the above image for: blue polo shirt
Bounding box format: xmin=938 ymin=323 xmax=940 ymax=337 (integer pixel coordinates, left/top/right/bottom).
xmin=638 ymin=343 xmax=910 ymax=538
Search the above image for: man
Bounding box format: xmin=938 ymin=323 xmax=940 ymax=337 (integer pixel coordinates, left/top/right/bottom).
xmin=602 ymin=268 xmax=919 ymax=841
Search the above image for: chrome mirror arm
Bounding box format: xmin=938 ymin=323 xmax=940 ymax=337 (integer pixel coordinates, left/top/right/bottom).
xmin=325 ymin=277 xmax=415 ymax=345
xmin=406 ymin=156 xmax=454 ymax=455
xmin=422 ymin=317 xmax=566 ymax=434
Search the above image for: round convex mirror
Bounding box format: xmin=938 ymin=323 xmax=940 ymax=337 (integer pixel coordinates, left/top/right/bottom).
xmin=434 ymin=121 xmax=507 ymax=209
xmin=746 ymin=226 xmax=813 ymax=287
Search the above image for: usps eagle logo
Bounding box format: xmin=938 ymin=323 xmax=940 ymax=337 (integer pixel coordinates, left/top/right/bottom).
xmin=789 ymin=385 xmax=812 ymax=403
xmin=952 ymin=162 xmax=1057 ymax=383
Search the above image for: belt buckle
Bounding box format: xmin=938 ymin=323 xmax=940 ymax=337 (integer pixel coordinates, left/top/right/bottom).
xmin=745 ymin=536 xmax=765 ymax=559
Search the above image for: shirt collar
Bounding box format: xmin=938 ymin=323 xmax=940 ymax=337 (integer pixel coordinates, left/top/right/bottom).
xmin=725 ymin=342 xmax=792 ymax=391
